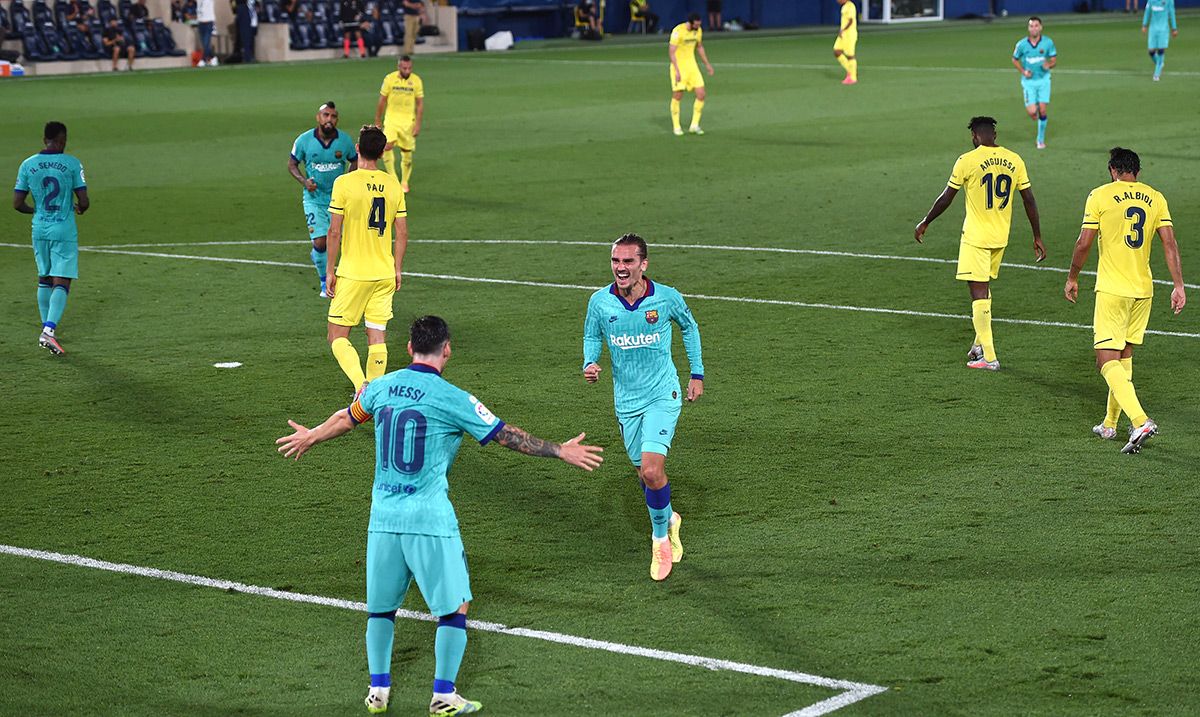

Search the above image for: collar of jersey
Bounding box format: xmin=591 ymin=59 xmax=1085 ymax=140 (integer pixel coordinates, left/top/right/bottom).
xmin=312 ymin=127 xmax=339 ymax=148
xmin=38 ymin=150 xmax=64 ymax=155
xmin=609 ymin=278 xmax=655 ymax=311
xmin=406 ymin=363 xmax=441 ymax=375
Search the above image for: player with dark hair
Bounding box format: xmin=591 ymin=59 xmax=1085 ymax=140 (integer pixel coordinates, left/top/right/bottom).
xmin=324 ymin=125 xmax=407 ymax=396
xmin=583 ymin=233 xmax=705 ymax=581
xmin=374 ymin=55 xmax=424 ymax=194
xmin=834 ymin=0 xmax=858 ymax=85
xmin=1142 ymin=0 xmax=1178 ymax=81
xmin=340 ymin=0 xmax=367 ymax=58
xmin=915 ymin=116 xmax=1045 ymax=370
xmin=1012 ymin=16 xmax=1057 ymax=149
xmin=13 ymin=121 xmax=89 ymax=356
xmin=1065 ymin=147 xmax=1185 ymax=453
xmin=277 ymin=315 xmax=603 ymax=716
xmin=668 ymin=13 xmax=714 ymax=136
xmin=289 ymin=101 xmax=358 ymax=298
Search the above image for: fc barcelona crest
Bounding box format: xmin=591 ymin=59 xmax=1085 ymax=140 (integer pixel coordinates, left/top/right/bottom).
xmin=645 ymin=310 xmax=659 ymax=324
xmin=335 ymin=150 xmax=344 ymax=158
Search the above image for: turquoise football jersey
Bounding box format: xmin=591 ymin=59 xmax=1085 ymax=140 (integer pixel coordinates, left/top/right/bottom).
xmin=290 ymin=128 xmax=357 ymax=198
xmin=14 ymin=151 xmax=86 ymax=232
xmin=1143 ymin=0 xmax=1176 ymax=32
xmin=1013 ymin=36 xmax=1056 ymax=81
xmin=583 ymin=279 xmax=704 ymax=416
xmin=350 ymin=363 xmax=505 ymax=537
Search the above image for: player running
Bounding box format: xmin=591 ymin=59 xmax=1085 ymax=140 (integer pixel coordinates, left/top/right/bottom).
xmin=1012 ymin=16 xmax=1057 ymax=149
xmin=914 ymin=116 xmax=1045 ymax=371
xmin=1142 ymin=0 xmax=1178 ymax=81
xmin=1064 ymin=147 xmax=1185 ymax=454
xmin=374 ymin=55 xmax=424 ymax=194
xmin=289 ymin=101 xmax=358 ymax=298
xmin=833 ymin=0 xmax=858 ymax=85
xmin=668 ymin=13 xmax=714 ymax=136
xmin=13 ymin=121 xmax=89 ymax=356
xmin=325 ymin=125 xmax=407 ymax=395
xmin=583 ymin=234 xmax=704 ymax=581
xmin=277 ymin=315 xmax=603 ymax=716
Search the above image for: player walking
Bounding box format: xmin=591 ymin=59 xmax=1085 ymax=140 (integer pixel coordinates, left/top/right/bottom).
xmin=289 ymin=101 xmax=357 ymax=298
xmin=668 ymin=13 xmax=714 ymax=136
xmin=13 ymin=121 xmax=89 ymax=356
xmin=915 ymin=116 xmax=1045 ymax=371
xmin=277 ymin=315 xmax=603 ymax=716
xmin=833 ymin=0 xmax=858 ymax=85
xmin=1064 ymin=147 xmax=1185 ymax=454
xmin=374 ymin=55 xmax=424 ymax=194
xmin=1142 ymin=0 xmax=1178 ymax=81
xmin=1012 ymin=16 xmax=1056 ymax=149
xmin=583 ymin=234 xmax=704 ymax=581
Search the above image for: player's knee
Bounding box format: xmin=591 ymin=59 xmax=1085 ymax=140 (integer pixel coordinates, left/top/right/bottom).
xmin=38 ymin=275 xmax=52 ymax=285
xmin=640 ymin=464 xmax=667 ymax=489
xmin=833 ymin=50 xmax=842 ymax=58
xmin=312 ymin=237 xmax=327 ymax=252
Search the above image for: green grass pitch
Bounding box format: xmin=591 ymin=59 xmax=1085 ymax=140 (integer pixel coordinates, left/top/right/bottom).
xmin=3 ymin=12 xmax=1199 ymax=716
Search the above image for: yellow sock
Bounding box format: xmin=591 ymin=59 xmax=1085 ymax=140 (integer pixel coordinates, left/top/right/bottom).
xmin=1103 ymin=357 xmax=1133 ymax=428
xmin=1100 ymin=360 xmax=1148 ymax=426
xmin=366 ymin=342 xmax=388 ymax=382
xmin=332 ymin=337 xmax=366 ymax=390
xmin=400 ymin=150 xmax=413 ymax=188
xmin=670 ymin=98 xmax=681 ymax=131
xmin=690 ymin=99 xmax=704 ymax=129
xmin=836 ymin=54 xmax=851 ymax=74
xmin=971 ymin=299 xmax=996 ymax=362
xmin=848 ymin=58 xmax=858 ymax=81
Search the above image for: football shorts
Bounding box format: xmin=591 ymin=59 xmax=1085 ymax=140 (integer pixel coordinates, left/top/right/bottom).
xmin=670 ymin=63 xmax=704 ymax=92
xmin=833 ymin=33 xmax=857 ymax=56
xmin=955 ymin=242 xmax=1005 ymax=282
xmin=303 ymin=194 xmax=332 ymax=240
xmin=383 ymin=121 xmax=416 ymax=152
xmin=1147 ymin=29 xmax=1170 ymax=49
xmin=1021 ymin=77 xmax=1051 ymax=105
xmin=32 ymin=235 xmax=79 ymax=279
xmin=1093 ymin=291 xmax=1151 ymax=350
xmin=328 ymin=276 xmax=395 ymax=328
xmin=366 ymin=530 xmax=473 ymax=617
xmin=617 ymin=398 xmax=681 ymax=466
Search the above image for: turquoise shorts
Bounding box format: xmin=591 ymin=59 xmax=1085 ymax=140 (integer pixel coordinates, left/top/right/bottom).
xmin=303 ymin=194 xmax=332 ymax=241
xmin=32 ymin=232 xmax=79 ymax=279
xmin=1021 ymin=77 xmax=1051 ymax=106
xmin=366 ymin=530 xmax=473 ymax=617
xmin=1147 ymin=29 xmax=1170 ymax=49
xmin=617 ymin=399 xmax=681 ymax=467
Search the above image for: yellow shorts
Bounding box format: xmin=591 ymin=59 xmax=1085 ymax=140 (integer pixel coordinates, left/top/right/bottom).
xmin=955 ymin=243 xmax=1005 ymax=282
xmin=383 ymin=121 xmax=416 ymax=152
xmin=1093 ymin=291 xmax=1151 ymax=350
xmin=670 ymin=64 xmax=704 ymax=92
xmin=834 ymin=33 xmax=857 ymax=56
xmin=328 ymin=276 xmax=396 ymax=328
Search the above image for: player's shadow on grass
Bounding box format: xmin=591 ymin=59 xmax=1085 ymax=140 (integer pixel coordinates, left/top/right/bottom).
xmin=67 ymin=353 xmax=188 ymax=426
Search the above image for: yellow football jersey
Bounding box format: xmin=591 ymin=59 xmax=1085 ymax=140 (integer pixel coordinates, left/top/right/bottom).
xmin=1081 ymin=180 xmax=1172 ymax=299
xmin=329 ymin=169 xmax=407 ymax=281
xmin=669 ymin=23 xmax=701 ymax=66
xmin=840 ymin=1 xmax=857 ymax=36
xmin=947 ymin=145 xmax=1031 ymax=249
xmin=380 ymin=71 xmax=424 ymax=125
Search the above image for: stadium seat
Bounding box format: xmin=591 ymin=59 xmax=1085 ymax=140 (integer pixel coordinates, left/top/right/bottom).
xmin=262 ymin=0 xmax=286 ymax=23
xmin=95 ymin=0 xmax=117 ymax=25
xmin=21 ymin=25 xmax=53 ymax=59
xmin=288 ymin=16 xmax=311 ymax=48
xmin=31 ymin=0 xmax=54 ymax=26
xmin=54 ymin=1 xmax=71 ymax=30
xmin=117 ymin=0 xmax=131 ymax=21
xmin=0 ymin=5 xmax=12 ymax=39
xmin=39 ymin=19 xmax=79 ymax=58
xmin=9 ymin=0 xmax=35 ymax=33
xmin=127 ymin=20 xmax=162 ymax=55
xmin=64 ymin=22 xmax=102 ymax=56
xmin=151 ymin=17 xmax=185 ymax=55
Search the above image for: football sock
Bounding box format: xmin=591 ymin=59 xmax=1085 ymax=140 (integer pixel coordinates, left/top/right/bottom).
xmin=343 ymin=37 xmax=351 ymax=56
xmin=45 ymin=285 xmax=69 ymax=332
xmin=690 ymin=99 xmax=704 ymax=128
xmin=378 ymin=148 xmax=395 ymax=179
xmin=357 ymin=36 xmax=366 ymax=56
xmin=366 ymin=343 xmax=388 ymax=382
xmin=400 ymin=151 xmax=413 ymax=188
xmin=644 ymin=482 xmax=673 ymax=540
xmin=836 ymin=54 xmax=851 ymax=75
xmin=971 ymin=299 xmax=996 ymax=362
xmin=37 ymin=281 xmax=52 ymax=324
xmin=1100 ymin=360 xmax=1148 ymax=427
xmin=1037 ymin=115 xmax=1047 ymax=144
xmin=310 ymin=246 xmax=327 ymax=282
xmin=1154 ymin=51 xmax=1164 ymax=75
xmin=1103 ymin=357 xmax=1133 ymax=428
xmin=366 ymin=611 xmax=396 ymax=683
xmin=848 ymin=57 xmax=858 ymax=81
xmin=332 ymin=337 xmax=367 ymax=390
xmin=433 ymin=613 xmax=468 ymax=695
xmin=670 ymin=98 xmax=681 ymax=131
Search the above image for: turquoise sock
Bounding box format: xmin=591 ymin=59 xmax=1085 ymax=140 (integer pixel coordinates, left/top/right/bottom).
xmin=433 ymin=613 xmax=468 ymax=693
xmin=45 ymin=285 xmax=69 ymax=330
xmin=365 ymin=614 xmax=396 ymax=677
xmin=644 ymin=483 xmax=673 ymax=540
xmin=37 ymin=282 xmax=52 ymax=323
xmin=310 ymin=247 xmax=327 ymax=281
xmin=1036 ymin=117 xmax=1047 ymax=144
xmin=1154 ymin=53 xmax=1164 ymax=75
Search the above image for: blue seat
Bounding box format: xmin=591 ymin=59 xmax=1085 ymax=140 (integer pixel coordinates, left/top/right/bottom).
xmin=39 ymin=19 xmax=80 ymax=58
xmin=152 ymin=17 xmax=185 ymax=54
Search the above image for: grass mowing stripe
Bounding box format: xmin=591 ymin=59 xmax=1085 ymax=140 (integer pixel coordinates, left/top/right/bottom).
xmin=0 ymin=544 xmax=886 ymax=716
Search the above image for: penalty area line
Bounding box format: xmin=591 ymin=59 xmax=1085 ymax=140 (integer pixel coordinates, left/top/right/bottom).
xmin=0 ymin=544 xmax=886 ymax=716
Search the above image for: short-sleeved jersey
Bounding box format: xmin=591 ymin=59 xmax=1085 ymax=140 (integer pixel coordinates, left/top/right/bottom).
xmin=14 ymin=151 xmax=86 ymax=232
xmin=328 ymin=168 xmax=406 ymax=281
xmin=840 ymin=1 xmax=857 ymax=36
xmin=947 ymin=144 xmax=1031 ymax=249
xmin=290 ymin=128 xmax=357 ymax=199
xmin=1143 ymin=0 xmax=1177 ymax=31
xmin=379 ymin=71 xmax=424 ymax=125
xmin=669 ymin=23 xmax=702 ymax=66
xmin=583 ymin=279 xmax=704 ymax=416
xmin=349 ymin=363 xmax=506 ymax=536
xmin=1013 ymin=35 xmax=1056 ymax=81
xmin=1081 ymin=181 xmax=1172 ymax=299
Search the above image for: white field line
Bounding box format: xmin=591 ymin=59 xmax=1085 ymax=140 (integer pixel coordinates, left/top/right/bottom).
xmin=73 ymin=238 xmax=1200 ymax=292
xmin=2 ymin=242 xmax=1196 ymax=339
xmin=0 ymin=544 xmax=886 ymax=716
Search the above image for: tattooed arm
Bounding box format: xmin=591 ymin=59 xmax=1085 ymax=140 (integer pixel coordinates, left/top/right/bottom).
xmin=493 ymin=425 xmax=604 ymax=471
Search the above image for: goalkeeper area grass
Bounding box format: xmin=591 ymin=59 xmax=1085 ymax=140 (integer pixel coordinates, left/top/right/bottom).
xmin=3 ymin=12 xmax=1199 ymax=715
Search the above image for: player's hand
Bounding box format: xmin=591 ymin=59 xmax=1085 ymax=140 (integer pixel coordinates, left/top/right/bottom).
xmin=675 ymin=69 xmax=681 ymax=82
xmin=705 ymin=63 xmax=714 ymax=76
xmin=1024 ymin=69 xmax=1032 ymax=78
xmin=304 ymin=178 xmax=318 ymax=193
xmin=558 ymin=433 xmax=604 ymax=472
xmin=413 ymin=123 xmax=421 ymax=137
xmin=1033 ymin=236 xmax=1047 ymax=262
xmin=1064 ymin=278 xmax=1079 ymax=304
xmin=1141 ymin=25 xmax=1147 ymax=33
xmin=1170 ymin=286 xmax=1186 ymax=314
xmin=325 ymin=274 xmax=337 ymax=298
xmin=395 ymin=270 xmax=403 ymax=290
xmin=583 ymin=363 xmax=602 ymax=383
xmin=276 ymin=420 xmax=314 ymax=460
xmin=686 ymin=378 xmax=704 ymax=402
xmin=1172 ymin=29 xmax=1179 ymax=37
xmin=914 ymin=221 xmax=928 ymax=244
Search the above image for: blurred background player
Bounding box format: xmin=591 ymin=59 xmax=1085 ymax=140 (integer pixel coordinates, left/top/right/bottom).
xmin=340 ymin=0 xmax=367 ymax=58
xmin=1064 ymin=147 xmax=1185 ymax=454
xmin=833 ymin=0 xmax=858 ymax=85
xmin=374 ymin=55 xmax=424 ymax=194
xmin=1012 ymin=17 xmax=1056 ymax=149
xmin=325 ymin=126 xmax=407 ymax=395
xmin=289 ymin=102 xmax=358 ymax=298
xmin=668 ymin=14 xmax=714 ymax=136
xmin=276 ymin=315 xmax=603 ymax=716
xmin=914 ymin=116 xmax=1045 ymax=371
xmin=401 ymin=0 xmax=423 ymax=54
xmin=13 ymin=121 xmax=89 ymax=356
xmin=1142 ymin=0 xmax=1178 ymax=81
xmin=583 ymin=234 xmax=704 ymax=581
